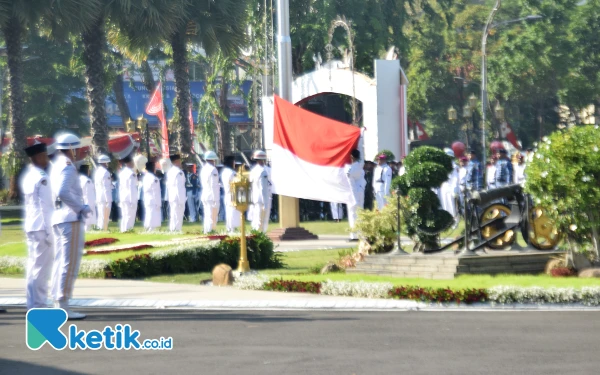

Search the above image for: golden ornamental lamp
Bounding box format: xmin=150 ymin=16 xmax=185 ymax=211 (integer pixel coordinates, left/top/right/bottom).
xmin=495 ymin=102 xmax=505 ymax=122
xmin=448 ymin=106 xmax=458 ymax=121
xmin=230 ymin=166 xmax=251 ymax=272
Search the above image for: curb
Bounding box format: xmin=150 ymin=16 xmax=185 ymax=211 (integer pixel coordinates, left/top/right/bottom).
xmin=1 ymin=297 xmax=600 ymax=311
xmin=0 ymin=297 xmax=420 ymax=311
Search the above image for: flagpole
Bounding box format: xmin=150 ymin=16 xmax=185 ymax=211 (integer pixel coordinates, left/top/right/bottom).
xmin=276 ymin=0 xmax=300 ymax=230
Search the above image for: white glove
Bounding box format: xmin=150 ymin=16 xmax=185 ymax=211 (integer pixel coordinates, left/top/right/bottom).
xmin=81 ymin=205 xmax=93 ymax=218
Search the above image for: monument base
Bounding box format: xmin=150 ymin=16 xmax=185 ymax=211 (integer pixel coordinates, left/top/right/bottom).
xmin=268 ymin=227 xmax=319 ymax=241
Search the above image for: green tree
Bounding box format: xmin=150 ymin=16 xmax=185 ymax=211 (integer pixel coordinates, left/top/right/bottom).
xmin=80 ymin=0 xmax=185 ymax=155
xmin=0 ymin=0 xmax=100 ymax=199
xmin=22 ymin=34 xmax=88 ymax=136
xmin=167 ymin=0 xmax=247 ymax=157
xmin=525 ymin=125 xmax=600 ymax=258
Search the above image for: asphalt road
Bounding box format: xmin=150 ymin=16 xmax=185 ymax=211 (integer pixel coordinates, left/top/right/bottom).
xmin=1 ymin=308 xmax=599 ymax=375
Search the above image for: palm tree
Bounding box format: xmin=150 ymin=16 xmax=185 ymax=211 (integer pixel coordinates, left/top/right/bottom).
xmin=168 ymin=0 xmax=248 ymax=156
xmin=0 ymin=0 xmax=100 ymax=199
xmin=80 ymin=0 xmax=186 ymax=155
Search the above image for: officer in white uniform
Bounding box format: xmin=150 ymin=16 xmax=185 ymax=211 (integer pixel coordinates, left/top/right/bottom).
xmin=117 ymin=155 xmax=137 ymax=232
xmin=372 ymin=153 xmax=392 ymax=210
xmin=50 ymin=133 xmax=91 ymax=320
xmin=94 ymin=154 xmax=112 ymax=231
xmin=20 ymin=142 xmax=54 ymax=310
xmin=346 ymin=149 xmax=366 ymax=241
xmin=78 ymin=163 xmax=96 ymax=231
xmin=250 ymin=150 xmax=271 ymax=232
xmin=142 ymin=161 xmax=162 ymax=231
xmin=220 ymin=155 xmax=241 ymax=232
xmin=438 ymin=148 xmax=460 ymax=220
xmin=166 ymin=154 xmax=186 ymax=232
xmin=513 ymin=154 xmax=526 ymax=186
xmin=200 ymin=151 xmax=220 ymax=233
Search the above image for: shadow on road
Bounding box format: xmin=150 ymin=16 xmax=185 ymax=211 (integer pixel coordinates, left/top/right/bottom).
xmin=0 ymin=308 xmax=358 ymax=324
xmin=0 ymin=359 xmax=86 ymax=375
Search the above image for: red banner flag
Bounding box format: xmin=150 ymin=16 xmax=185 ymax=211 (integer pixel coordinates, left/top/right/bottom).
xmin=500 ymin=121 xmax=521 ymax=150
xmin=408 ymin=119 xmax=430 ymax=140
xmin=145 ymin=82 xmax=169 ymax=157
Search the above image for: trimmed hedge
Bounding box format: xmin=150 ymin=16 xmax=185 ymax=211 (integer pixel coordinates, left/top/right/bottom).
xmin=108 ymin=231 xmax=283 ymax=278
xmin=403 ymin=146 xmax=452 ymax=171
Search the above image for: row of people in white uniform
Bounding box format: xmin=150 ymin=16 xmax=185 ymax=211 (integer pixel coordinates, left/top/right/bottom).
xmin=437 ymin=148 xmax=528 ymax=223
xmin=87 ymin=150 xmax=274 ymax=234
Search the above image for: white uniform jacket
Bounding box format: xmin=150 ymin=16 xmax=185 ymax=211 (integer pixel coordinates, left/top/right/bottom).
xmin=143 ymin=172 xmax=162 ymax=209
xmin=118 ymin=167 xmax=137 ymax=205
xmin=50 ymin=153 xmax=85 ymax=225
xmin=220 ymin=167 xmax=236 ymax=206
xmin=166 ymin=166 xmax=186 ymax=205
xmin=94 ymin=166 xmax=112 ymax=204
xmin=250 ymin=165 xmax=270 ymax=206
xmin=200 ymin=163 xmax=220 ymax=207
xmin=21 ymin=165 xmax=54 ymax=234
xmin=372 ymin=164 xmax=392 ymax=195
xmin=346 ymin=162 xmax=366 ymax=206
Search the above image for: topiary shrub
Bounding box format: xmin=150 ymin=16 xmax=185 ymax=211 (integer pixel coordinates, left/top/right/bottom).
xmin=392 ymin=146 xmax=454 ymax=251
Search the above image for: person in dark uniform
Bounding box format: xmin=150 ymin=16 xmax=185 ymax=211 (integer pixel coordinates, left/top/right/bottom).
xmin=363 ymin=161 xmax=376 ymax=210
xmin=184 ymin=164 xmax=199 ymax=222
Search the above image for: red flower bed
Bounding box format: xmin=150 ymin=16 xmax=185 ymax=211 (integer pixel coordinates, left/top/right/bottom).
xmin=85 ymin=238 xmax=119 ymax=248
xmin=388 ymin=286 xmax=488 ymax=304
xmin=550 ymin=267 xmax=576 ymax=277
xmin=85 ymin=244 xmax=154 ymax=256
xmin=264 ymin=279 xmax=321 ymax=294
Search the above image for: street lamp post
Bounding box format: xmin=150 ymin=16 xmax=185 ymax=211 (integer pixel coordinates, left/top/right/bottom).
xmin=481 ymin=2 xmax=542 ymax=166
xmin=230 ymin=166 xmax=251 ymax=273
xmin=481 ymin=0 xmax=502 ymax=169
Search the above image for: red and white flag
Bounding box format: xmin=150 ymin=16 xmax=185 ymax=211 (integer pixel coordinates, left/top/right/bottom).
xmin=500 ymin=121 xmax=521 ymax=149
xmin=145 ymin=81 xmax=169 ymax=157
xmin=271 ymin=95 xmax=361 ymax=204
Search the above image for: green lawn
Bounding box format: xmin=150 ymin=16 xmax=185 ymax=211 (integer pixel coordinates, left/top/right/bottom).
xmin=0 ymin=218 xmax=355 ymax=258
xmin=143 ymin=249 xmax=600 ymax=289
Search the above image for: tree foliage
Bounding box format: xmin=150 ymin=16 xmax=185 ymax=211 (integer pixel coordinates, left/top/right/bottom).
xmin=525 ymin=125 xmax=600 ymax=258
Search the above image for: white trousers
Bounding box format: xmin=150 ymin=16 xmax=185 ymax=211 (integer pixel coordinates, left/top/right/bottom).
xmin=186 ymin=191 xmax=197 ymax=222
xmin=144 ymin=204 xmax=162 ymax=230
xmin=26 ymin=230 xmax=54 ymax=310
xmin=330 ymin=203 xmax=344 ymax=220
xmin=203 ymin=203 xmax=219 ymax=233
xmin=348 ymin=191 xmax=365 ymax=240
xmin=96 ymin=202 xmax=111 ymax=231
xmin=51 ymin=221 xmax=84 ymax=304
xmin=251 ymin=203 xmax=270 ymax=232
xmin=169 ymin=202 xmax=185 ymax=232
xmin=120 ymin=203 xmax=137 ymax=232
xmin=225 ymin=204 xmax=241 ymax=232
xmin=375 ymin=191 xmax=387 ymax=210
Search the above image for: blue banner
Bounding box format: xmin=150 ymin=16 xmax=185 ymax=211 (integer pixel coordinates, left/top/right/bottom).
xmin=106 ymin=80 xmax=253 ymax=127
